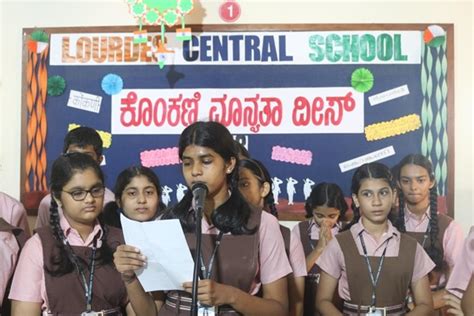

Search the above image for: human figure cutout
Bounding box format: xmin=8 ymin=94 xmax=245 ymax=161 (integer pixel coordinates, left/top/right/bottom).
xmin=161 ymin=185 xmax=173 ymax=206
xmin=303 ymin=178 xmax=315 ymax=200
xmin=272 ymin=177 xmax=283 ymax=204
xmin=286 ymin=177 xmax=298 ymax=205
xmin=176 ymin=183 xmax=188 ymax=203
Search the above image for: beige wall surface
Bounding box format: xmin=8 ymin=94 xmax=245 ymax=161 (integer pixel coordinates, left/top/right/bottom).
xmin=1 ymin=0 xmax=472 ymax=232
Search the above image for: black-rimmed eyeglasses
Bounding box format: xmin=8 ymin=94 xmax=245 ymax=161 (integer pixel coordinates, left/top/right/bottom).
xmin=62 ymin=186 xmax=105 ymax=201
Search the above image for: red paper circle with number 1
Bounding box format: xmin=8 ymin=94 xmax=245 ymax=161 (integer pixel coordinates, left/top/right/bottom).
xmin=219 ymin=0 xmax=241 ymax=23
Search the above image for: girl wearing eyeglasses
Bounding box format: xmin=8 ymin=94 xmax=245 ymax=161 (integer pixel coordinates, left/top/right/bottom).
xmin=9 ymin=153 xmax=132 ymax=315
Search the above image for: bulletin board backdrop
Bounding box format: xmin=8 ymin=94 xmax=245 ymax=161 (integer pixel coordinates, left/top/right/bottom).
xmin=21 ymin=24 xmax=454 ymax=220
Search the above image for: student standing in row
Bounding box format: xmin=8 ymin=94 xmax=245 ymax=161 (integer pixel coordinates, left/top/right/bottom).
xmin=445 ymin=226 xmax=474 ymax=314
xmin=102 ymin=166 xmax=165 ymax=228
xmin=35 ymin=126 xmax=114 ymax=229
xmin=9 ymin=153 xmax=130 ymax=315
xmin=316 ymin=162 xmax=434 ymax=315
xmin=394 ymin=154 xmax=464 ymax=313
xmin=238 ymin=157 xmax=307 ymax=316
xmin=292 ymin=182 xmax=347 ymax=316
xmin=114 ymin=121 xmax=291 ymax=315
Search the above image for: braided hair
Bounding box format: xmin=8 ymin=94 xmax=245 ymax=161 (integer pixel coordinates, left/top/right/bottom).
xmin=46 ymin=152 xmax=114 ymax=276
xmin=343 ymin=162 xmax=395 ymax=231
xmin=395 ymin=154 xmax=443 ymax=269
xmin=237 ymin=158 xmax=278 ymax=217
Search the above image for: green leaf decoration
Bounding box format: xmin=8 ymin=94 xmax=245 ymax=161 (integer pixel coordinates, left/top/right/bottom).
xmin=435 ymin=138 xmax=442 ymax=159
xmin=179 ymin=0 xmax=193 ymax=13
xmin=31 ymin=30 xmax=49 ymax=43
xmin=133 ymin=3 xmax=145 ymax=15
xmin=47 ymin=75 xmax=66 ymax=96
xmin=164 ymin=11 xmax=178 ymax=25
xmin=435 ymin=86 xmax=442 ymax=109
xmin=146 ymin=10 xmax=159 ymax=23
xmin=351 ymin=68 xmax=374 ymax=93
xmin=427 ymin=132 xmax=433 ymax=154
xmin=421 ymin=134 xmax=428 ymax=156
xmin=421 ymin=99 xmax=427 ymax=127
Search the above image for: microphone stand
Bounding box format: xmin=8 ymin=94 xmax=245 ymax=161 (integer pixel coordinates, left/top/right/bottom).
xmin=191 ymin=206 xmax=203 ymax=316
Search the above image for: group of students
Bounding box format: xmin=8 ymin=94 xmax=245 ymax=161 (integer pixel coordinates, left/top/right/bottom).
xmin=0 ymin=122 xmax=473 ymax=315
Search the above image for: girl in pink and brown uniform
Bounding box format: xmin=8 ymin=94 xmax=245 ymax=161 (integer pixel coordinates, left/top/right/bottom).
xmin=292 ymin=182 xmax=347 ymax=316
xmin=316 ymin=162 xmax=434 ymax=315
xmin=394 ymin=154 xmax=464 ymax=313
xmin=238 ymin=157 xmax=307 ymax=316
xmin=9 ymin=153 xmax=130 ymax=315
xmin=114 ymin=121 xmax=291 ymax=315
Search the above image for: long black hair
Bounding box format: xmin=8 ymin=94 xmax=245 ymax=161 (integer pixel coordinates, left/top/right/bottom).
xmin=102 ymin=166 xmax=165 ymax=228
xmin=394 ymin=154 xmax=443 ymax=269
xmin=304 ymin=182 xmax=348 ymax=230
xmin=163 ymin=121 xmax=256 ymax=235
xmin=344 ymin=162 xmax=395 ymax=231
xmin=238 ymin=158 xmax=278 ymax=217
xmin=47 ymin=152 xmax=113 ymax=276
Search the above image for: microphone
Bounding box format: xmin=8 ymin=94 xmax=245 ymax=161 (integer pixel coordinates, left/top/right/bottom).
xmin=191 ymin=182 xmax=208 ymax=211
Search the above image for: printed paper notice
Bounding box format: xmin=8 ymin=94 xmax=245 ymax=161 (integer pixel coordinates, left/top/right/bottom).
xmin=368 ymin=85 xmax=410 ymax=106
xmin=339 ymin=146 xmax=395 ymax=173
xmin=120 ymin=215 xmax=195 ymax=292
xmin=67 ymin=90 xmax=102 ymax=113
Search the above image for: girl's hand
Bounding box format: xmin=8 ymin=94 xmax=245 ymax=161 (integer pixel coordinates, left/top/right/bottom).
xmin=182 ymin=279 xmax=235 ymax=306
xmin=113 ymin=244 xmax=147 ymax=284
xmin=443 ymin=293 xmax=463 ymax=315
xmin=317 ymin=220 xmax=333 ymax=250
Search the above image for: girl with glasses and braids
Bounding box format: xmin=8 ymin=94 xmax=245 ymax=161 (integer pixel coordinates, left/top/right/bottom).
xmin=9 ymin=153 xmax=131 ymax=315
xmin=394 ymin=154 xmax=465 ymax=314
xmin=292 ymin=182 xmax=347 ymax=316
xmin=238 ymin=157 xmax=307 ymax=316
xmin=316 ymin=162 xmax=434 ymax=315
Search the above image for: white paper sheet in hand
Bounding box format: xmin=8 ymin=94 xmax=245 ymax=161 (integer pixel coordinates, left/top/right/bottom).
xmin=120 ymin=214 xmax=194 ymax=292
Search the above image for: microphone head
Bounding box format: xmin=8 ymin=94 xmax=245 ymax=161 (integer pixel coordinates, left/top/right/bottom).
xmin=191 ymin=182 xmax=208 ymax=193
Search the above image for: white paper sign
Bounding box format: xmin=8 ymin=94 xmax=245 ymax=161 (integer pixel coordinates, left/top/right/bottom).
xmin=339 ymin=146 xmax=395 ymax=172
xmin=368 ymin=85 xmax=410 ymax=106
xmin=67 ymin=90 xmax=102 ymax=113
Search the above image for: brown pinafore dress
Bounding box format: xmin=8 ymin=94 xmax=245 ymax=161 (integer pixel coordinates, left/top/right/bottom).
xmin=336 ymin=231 xmax=417 ymax=316
xmin=405 ymin=214 xmax=452 ymax=316
xmin=37 ymin=225 xmax=127 ymax=315
xmin=0 ymin=217 xmax=28 ymax=315
xmin=298 ymin=220 xmax=324 ymax=316
xmin=159 ymin=208 xmax=262 ymax=316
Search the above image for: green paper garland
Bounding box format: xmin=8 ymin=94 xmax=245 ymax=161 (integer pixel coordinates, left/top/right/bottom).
xmin=47 ymin=75 xmax=66 ymax=96
xmin=351 ymin=68 xmax=374 ymax=93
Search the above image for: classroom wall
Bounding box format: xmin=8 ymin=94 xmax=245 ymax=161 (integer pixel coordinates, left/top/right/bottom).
xmin=0 ymin=0 xmax=472 ymax=232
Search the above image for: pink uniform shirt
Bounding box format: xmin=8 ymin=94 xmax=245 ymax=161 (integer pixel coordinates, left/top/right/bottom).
xmin=404 ymin=207 xmax=464 ymax=270
xmin=0 ymin=192 xmax=30 ymax=236
xmin=202 ymin=211 xmax=292 ymax=294
xmin=446 ymin=226 xmax=474 ymax=298
xmin=289 ymin=229 xmax=308 ymax=278
xmin=0 ymin=231 xmax=20 ymax=303
xmin=9 ymin=215 xmax=103 ymax=313
xmin=317 ymin=219 xmax=435 ymax=301
xmin=35 ymin=188 xmax=115 ymax=229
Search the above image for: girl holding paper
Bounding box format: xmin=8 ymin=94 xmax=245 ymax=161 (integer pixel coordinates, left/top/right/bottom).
xmin=114 ymin=121 xmax=292 ymax=316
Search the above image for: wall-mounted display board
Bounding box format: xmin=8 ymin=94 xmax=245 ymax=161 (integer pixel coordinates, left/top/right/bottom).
xmin=21 ymin=24 xmax=454 ymax=219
